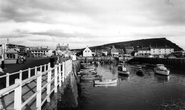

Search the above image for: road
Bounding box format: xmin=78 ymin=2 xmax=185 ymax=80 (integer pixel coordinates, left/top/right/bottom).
xmin=3 ymin=57 xmax=54 ymax=73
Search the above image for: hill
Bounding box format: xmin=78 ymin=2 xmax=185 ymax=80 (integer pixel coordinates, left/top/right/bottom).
xmin=73 ymin=38 xmax=183 ymax=52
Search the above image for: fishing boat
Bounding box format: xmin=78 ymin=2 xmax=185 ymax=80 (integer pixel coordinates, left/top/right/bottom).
xmin=94 ymin=78 xmax=118 ymax=85
xmin=117 ymin=65 xmax=129 ymax=76
xmin=154 ymin=64 xmax=170 ymax=76
xmin=118 ymin=70 xmax=129 ymax=76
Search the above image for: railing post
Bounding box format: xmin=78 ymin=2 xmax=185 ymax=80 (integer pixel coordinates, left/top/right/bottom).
xmin=14 ymin=79 xmax=22 ymax=110
xmin=59 ymin=63 xmax=62 ymax=87
xmin=6 ymin=73 xmax=9 ymax=87
xmin=44 ymin=64 xmax=47 ymax=72
xmin=54 ymin=65 xmax=58 ymax=93
xmin=40 ymin=65 xmax=42 ymax=72
xmin=19 ymin=70 xmax=22 ymax=81
xmin=62 ymin=62 xmax=65 ymax=82
xmin=35 ymin=66 xmax=37 ymax=75
xmin=28 ymin=68 xmax=31 ymax=78
xmin=36 ymin=71 xmax=42 ymax=110
xmin=47 ymin=63 xmax=51 ymax=102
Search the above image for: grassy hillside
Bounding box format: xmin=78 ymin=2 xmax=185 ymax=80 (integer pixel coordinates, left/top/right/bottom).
xmin=73 ymin=38 xmax=183 ymax=51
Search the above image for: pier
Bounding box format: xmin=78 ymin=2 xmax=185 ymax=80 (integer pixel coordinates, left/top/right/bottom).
xmin=0 ymin=58 xmax=81 ymax=110
xmin=127 ymin=57 xmax=185 ymax=68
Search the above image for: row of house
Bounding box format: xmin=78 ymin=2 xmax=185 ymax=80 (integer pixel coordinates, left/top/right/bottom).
xmin=0 ymin=43 xmax=54 ymax=64
xmin=82 ymin=45 xmax=175 ymax=57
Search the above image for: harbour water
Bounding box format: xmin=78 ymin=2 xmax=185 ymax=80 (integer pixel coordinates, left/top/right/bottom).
xmin=74 ymin=63 xmax=185 ymax=110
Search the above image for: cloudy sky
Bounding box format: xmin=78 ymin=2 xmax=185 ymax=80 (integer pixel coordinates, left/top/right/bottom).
xmin=0 ymin=0 xmax=184 ymax=49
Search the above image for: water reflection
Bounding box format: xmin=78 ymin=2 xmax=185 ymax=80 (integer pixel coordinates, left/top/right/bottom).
xmin=154 ymin=74 xmax=170 ymax=83
xmin=118 ymin=75 xmax=129 ymax=81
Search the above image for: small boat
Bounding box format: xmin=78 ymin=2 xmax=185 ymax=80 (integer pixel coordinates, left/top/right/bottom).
xmin=80 ymin=75 xmax=102 ymax=81
xmin=78 ymin=71 xmax=97 ymax=75
xmin=78 ymin=72 xmax=97 ymax=76
xmin=94 ymin=83 xmax=117 ymax=87
xmin=118 ymin=64 xmax=129 ymax=76
xmin=78 ymin=74 xmax=98 ymax=77
xmin=94 ymin=78 xmax=118 ymax=85
xmin=136 ymin=69 xmax=144 ymax=76
xmin=131 ymin=65 xmax=142 ymax=69
xmin=80 ymin=68 xmax=96 ymax=71
xmin=154 ymin=64 xmax=170 ymax=76
xmin=118 ymin=71 xmax=129 ymax=76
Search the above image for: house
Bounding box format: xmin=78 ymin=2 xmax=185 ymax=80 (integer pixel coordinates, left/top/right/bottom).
xmin=0 ymin=43 xmax=21 ymax=64
xmin=4 ymin=48 xmax=19 ymax=64
xmin=83 ymin=46 xmax=92 ymax=57
xmin=56 ymin=44 xmax=71 ymax=57
xmin=111 ymin=46 xmax=119 ymax=56
xmin=137 ymin=47 xmax=151 ymax=56
xmin=125 ymin=47 xmax=134 ymax=54
xmin=150 ymin=47 xmax=174 ymax=55
xmin=28 ymin=47 xmax=49 ymax=57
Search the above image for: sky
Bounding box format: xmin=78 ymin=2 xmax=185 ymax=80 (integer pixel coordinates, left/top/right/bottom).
xmin=0 ymin=0 xmax=184 ymax=50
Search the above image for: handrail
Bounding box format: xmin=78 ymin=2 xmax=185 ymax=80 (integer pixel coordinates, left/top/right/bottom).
xmin=0 ymin=63 xmax=50 ymax=88
xmin=0 ymin=59 xmax=73 ymax=110
xmin=0 ymin=83 xmax=19 ymax=96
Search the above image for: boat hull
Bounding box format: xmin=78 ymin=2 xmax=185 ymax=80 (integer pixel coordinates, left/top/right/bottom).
xmin=94 ymin=79 xmax=118 ymax=85
xmin=118 ymin=71 xmax=129 ymax=76
xmin=154 ymin=68 xmax=170 ymax=76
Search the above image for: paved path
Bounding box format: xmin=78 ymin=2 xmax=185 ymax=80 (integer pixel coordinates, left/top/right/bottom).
xmin=0 ymin=72 xmax=56 ymax=110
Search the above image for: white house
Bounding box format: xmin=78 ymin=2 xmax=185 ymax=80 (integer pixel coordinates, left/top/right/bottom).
xmin=83 ymin=47 xmax=92 ymax=57
xmin=150 ymin=47 xmax=174 ymax=55
xmin=137 ymin=48 xmax=151 ymax=56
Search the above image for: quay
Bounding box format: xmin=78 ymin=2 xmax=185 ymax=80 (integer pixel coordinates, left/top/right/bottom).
xmin=77 ymin=56 xmax=185 ymax=69
xmin=127 ymin=57 xmax=185 ymax=68
xmin=0 ymin=57 xmax=81 ymax=110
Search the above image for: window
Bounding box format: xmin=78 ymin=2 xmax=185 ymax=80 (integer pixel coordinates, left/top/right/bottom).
xmin=7 ymin=54 xmax=15 ymax=59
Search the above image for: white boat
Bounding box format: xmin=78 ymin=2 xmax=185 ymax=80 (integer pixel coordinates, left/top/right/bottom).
xmin=94 ymin=83 xmax=117 ymax=87
xmin=154 ymin=64 xmax=170 ymax=76
xmin=94 ymin=78 xmax=118 ymax=85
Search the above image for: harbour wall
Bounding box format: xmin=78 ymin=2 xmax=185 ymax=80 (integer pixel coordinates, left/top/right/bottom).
xmin=57 ymin=60 xmax=81 ymax=109
xmin=127 ymin=57 xmax=185 ymax=68
xmin=28 ymin=60 xmax=81 ymax=110
xmin=77 ymin=56 xmax=132 ymax=63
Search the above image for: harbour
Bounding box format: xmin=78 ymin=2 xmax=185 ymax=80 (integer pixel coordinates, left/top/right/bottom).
xmin=0 ymin=0 xmax=185 ymax=109
xmin=72 ymin=62 xmax=185 ymax=110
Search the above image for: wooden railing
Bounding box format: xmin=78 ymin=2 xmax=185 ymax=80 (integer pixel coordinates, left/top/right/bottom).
xmin=0 ymin=59 xmax=72 ymax=110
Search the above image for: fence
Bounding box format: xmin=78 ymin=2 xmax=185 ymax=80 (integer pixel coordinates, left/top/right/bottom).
xmin=0 ymin=59 xmax=72 ymax=110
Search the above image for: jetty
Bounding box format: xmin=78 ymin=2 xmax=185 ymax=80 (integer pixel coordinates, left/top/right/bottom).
xmin=0 ymin=58 xmax=81 ymax=110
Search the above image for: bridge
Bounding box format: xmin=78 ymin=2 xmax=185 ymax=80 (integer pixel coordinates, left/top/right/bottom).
xmin=0 ymin=59 xmax=74 ymax=110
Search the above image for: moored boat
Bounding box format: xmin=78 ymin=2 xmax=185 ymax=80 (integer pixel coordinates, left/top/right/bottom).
xmin=80 ymin=75 xmax=102 ymax=81
xmin=78 ymin=71 xmax=97 ymax=75
xmin=94 ymin=83 xmax=117 ymax=87
xmin=154 ymin=64 xmax=170 ymax=76
xmin=136 ymin=69 xmax=144 ymax=76
xmin=118 ymin=70 xmax=129 ymax=76
xmin=94 ymin=78 xmax=118 ymax=85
